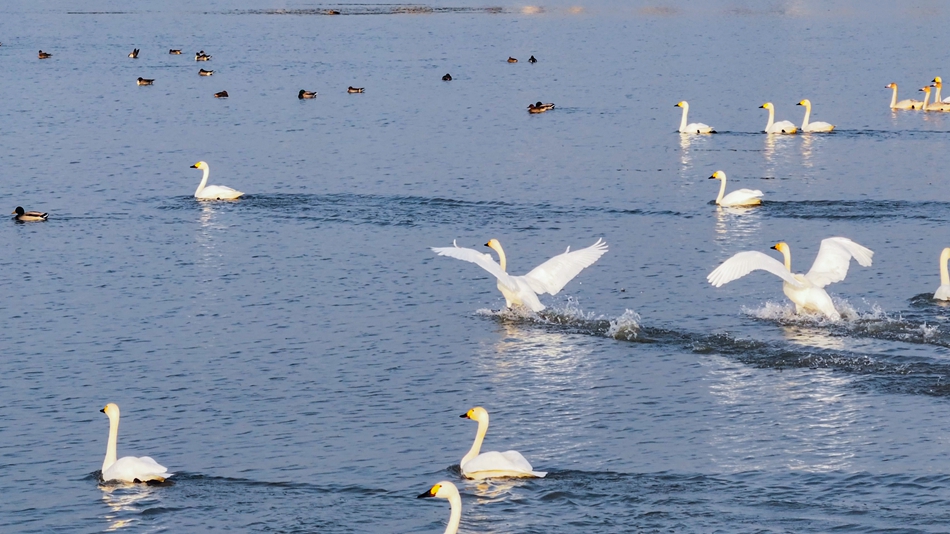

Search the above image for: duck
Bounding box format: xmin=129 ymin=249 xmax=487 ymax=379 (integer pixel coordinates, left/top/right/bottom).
xmin=674 ymin=101 xmax=715 ymax=134
xmin=12 ymin=207 xmax=48 ymax=221
xmin=99 ymin=403 xmax=172 ymax=484
xmin=709 ymin=170 xmax=762 ymax=207
xmin=136 ymin=77 xmax=154 ymax=86
xmin=326 ymin=9 xmax=341 ymax=14
xmin=198 ymin=69 xmax=214 ymax=76
xmin=190 ymin=161 xmax=244 ymax=200
xmin=759 ymin=102 xmax=797 ymax=134
xmin=507 ymin=57 xmax=518 ymax=63
xmin=796 ymin=99 xmax=835 ymax=132
xmin=169 ymin=49 xmax=182 ymax=54
xmin=38 ymin=50 xmax=52 ymax=59
xmin=214 ymin=90 xmax=229 ymax=98
xmin=885 ymin=82 xmax=923 ymax=110
xmin=528 ymin=101 xmax=555 ymax=113
xmin=347 ymin=86 xmax=364 ymax=93
xmin=936 ymin=248 xmax=950 ymax=301
xmin=458 ymin=407 xmax=546 ymax=479
xmin=528 ymin=55 xmax=537 ymax=63
xmin=195 ymin=51 xmax=211 ymax=61
xmin=128 ymin=48 xmax=139 ymax=58
xmin=298 ymin=89 xmax=317 ymax=99
xmin=442 ymin=73 xmax=452 ymax=81
xmin=417 ymin=482 xmax=462 ymax=534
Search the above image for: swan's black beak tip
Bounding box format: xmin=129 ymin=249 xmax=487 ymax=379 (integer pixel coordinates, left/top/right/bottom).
xmin=417 ymin=490 xmax=435 ymax=499
xmin=460 ymin=413 xmax=469 ymax=418
xmin=190 ymin=164 xmax=198 ymax=168
xmin=99 ymin=408 xmax=106 ymax=413
xmin=770 ymin=245 xmax=778 ymax=250
xmin=707 ymin=175 xmax=715 ymax=180
xmin=483 ymin=243 xmax=490 ymax=248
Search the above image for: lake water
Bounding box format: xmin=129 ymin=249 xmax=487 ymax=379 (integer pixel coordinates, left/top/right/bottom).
xmin=3 ymin=1 xmax=950 ymax=532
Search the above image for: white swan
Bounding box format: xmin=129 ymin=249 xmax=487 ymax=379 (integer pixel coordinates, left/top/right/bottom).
xmin=100 ymin=403 xmax=172 ymax=483
xmin=925 ymin=81 xmax=950 ymax=111
xmin=459 ymin=406 xmax=546 ymax=479
xmin=674 ymin=101 xmax=715 ymax=133
xmin=918 ymin=86 xmax=934 ymax=111
xmin=190 ymin=161 xmax=244 ymax=200
xmin=709 ymin=170 xmax=762 ymax=207
xmin=759 ymin=102 xmax=797 ymax=134
xmin=418 ymin=481 xmax=462 ymax=534
xmin=797 ymin=99 xmax=835 ymax=132
xmin=431 ymin=238 xmax=608 ymax=312
xmin=885 ymin=82 xmax=922 ymax=110
xmin=935 ymin=247 xmax=950 ymax=300
xmin=931 ymin=77 xmax=950 ymax=105
xmin=707 ymin=237 xmax=873 ymax=321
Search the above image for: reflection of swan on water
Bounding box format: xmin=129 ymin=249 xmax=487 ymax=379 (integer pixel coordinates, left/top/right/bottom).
xmin=674 ymin=101 xmax=715 ymax=133
xmin=760 ymin=102 xmax=797 ymax=134
xmin=431 ymin=238 xmax=608 ymax=312
xmin=797 ymin=99 xmax=835 ymax=132
xmin=935 ymin=247 xmax=950 ymax=300
xmin=459 ymin=406 xmax=546 ymax=479
xmin=100 ymin=403 xmax=172 ymax=483
xmin=707 ymin=237 xmax=873 ymax=321
xmin=417 ymin=481 xmax=462 ymax=534
xmin=709 ymin=170 xmax=762 ymax=207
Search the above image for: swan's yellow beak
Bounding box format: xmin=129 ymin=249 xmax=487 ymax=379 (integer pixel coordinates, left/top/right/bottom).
xmin=460 ymin=409 xmax=473 ymax=419
xmin=797 ymin=100 xmax=805 ymax=106
xmin=674 ymin=101 xmax=684 ymax=107
xmin=190 ymin=163 xmax=199 ymax=169
xmin=770 ymin=242 xmax=787 ymax=252
xmin=417 ymin=484 xmax=441 ymax=499
xmin=100 ymin=407 xmax=107 ymax=413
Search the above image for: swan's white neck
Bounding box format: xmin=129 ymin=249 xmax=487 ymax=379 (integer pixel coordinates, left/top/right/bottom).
xmin=444 ymin=490 xmax=462 ymax=534
xmin=800 ymin=102 xmax=812 ymax=129
xmin=936 ymin=84 xmax=943 ymax=104
xmin=764 ymin=106 xmax=775 ymax=132
xmin=889 ymin=85 xmax=898 ymax=109
xmin=103 ymin=413 xmax=119 ymax=473
xmin=715 ymin=175 xmax=727 ymax=205
xmin=491 ymin=242 xmax=507 ymax=272
xmin=922 ymin=88 xmax=931 ymax=111
xmin=941 ymin=248 xmax=950 ymax=286
xmin=678 ymin=103 xmax=689 ymax=132
xmin=461 ymin=415 xmax=489 ymax=468
xmin=779 ymin=247 xmax=792 ymax=272
xmin=195 ymin=165 xmax=210 ymax=196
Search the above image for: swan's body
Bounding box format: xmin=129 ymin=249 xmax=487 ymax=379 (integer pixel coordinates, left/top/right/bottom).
xmin=675 ymin=101 xmax=715 ymax=133
xmin=12 ymin=206 xmax=48 ymax=221
xmin=418 ymin=481 xmax=462 ymax=534
xmin=190 ymin=161 xmax=244 ymax=200
xmin=707 ymin=237 xmax=873 ymax=321
xmin=459 ymin=407 xmax=545 ymax=479
xmin=935 ymin=248 xmax=950 ymax=301
xmin=760 ymin=102 xmax=797 ymax=134
xmin=100 ymin=403 xmax=171 ymax=483
xmin=797 ymin=99 xmax=835 ymax=132
xmin=886 ymin=83 xmax=922 ymax=110
xmin=926 ymin=80 xmax=950 ymax=111
xmin=431 ymin=237 xmax=607 ymax=312
xmin=709 ymin=170 xmax=762 ymax=207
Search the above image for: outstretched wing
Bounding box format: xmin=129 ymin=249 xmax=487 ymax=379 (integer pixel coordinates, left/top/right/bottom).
xmin=707 ymin=251 xmax=804 ymax=288
xmin=522 ymin=238 xmax=608 ymax=295
xmin=805 ymin=237 xmax=873 ymax=288
xmin=432 ymin=241 xmax=518 ymax=289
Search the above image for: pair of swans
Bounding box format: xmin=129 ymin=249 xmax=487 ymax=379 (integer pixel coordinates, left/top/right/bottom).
xmin=100 ymin=403 xmax=171 ymax=483
xmin=915 ymin=85 xmax=950 ymax=112
xmin=191 ymin=161 xmax=244 ymax=200
xmin=432 ymin=238 xmax=608 ymax=312
xmin=709 ymin=170 xmax=763 ymax=207
xmin=675 ymin=101 xmax=715 ymax=134
xmin=708 ymin=237 xmax=873 ymax=320
xmin=761 ymin=101 xmax=834 ymax=133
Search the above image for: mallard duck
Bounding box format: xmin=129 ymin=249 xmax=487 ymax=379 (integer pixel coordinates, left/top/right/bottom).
xmin=528 ymin=55 xmax=537 ymax=63
xmin=195 ymin=51 xmax=211 ymax=61
xmin=442 ymin=73 xmax=452 ymax=81
xmin=169 ymin=49 xmax=182 ymax=54
xmin=347 ymin=86 xmax=364 ymax=93
xmin=298 ymin=89 xmax=317 ymax=99
xmin=12 ymin=207 xmax=48 ymax=221
xmin=528 ymin=101 xmax=555 ymax=113
xmin=128 ymin=48 xmax=139 ymax=58
xmin=136 ymin=77 xmax=154 ymax=86
xmin=38 ymin=50 xmax=52 ymax=59
xmin=214 ymin=90 xmax=229 ymax=98
xmin=198 ymin=69 xmax=214 ymax=76
xmin=507 ymin=57 xmax=518 ymax=63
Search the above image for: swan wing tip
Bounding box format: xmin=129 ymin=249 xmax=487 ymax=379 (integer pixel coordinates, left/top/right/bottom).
xmin=532 ymin=471 xmax=547 ymax=477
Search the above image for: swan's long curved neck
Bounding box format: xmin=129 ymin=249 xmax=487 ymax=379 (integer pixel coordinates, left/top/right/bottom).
xmin=715 ymin=176 xmax=727 ymax=204
xmin=941 ymin=248 xmax=950 ymax=286
xmin=801 ymin=103 xmax=812 ymax=128
xmin=679 ymin=104 xmax=689 ymax=132
xmin=780 ymin=248 xmax=792 ymax=271
xmin=764 ymin=107 xmax=775 ymax=131
xmin=444 ymin=493 xmax=462 ymax=534
xmin=890 ymin=85 xmax=898 ymax=108
xmin=936 ymin=83 xmax=944 ymax=103
xmin=461 ymin=416 xmax=489 ymax=467
xmin=103 ymin=415 xmax=119 ymax=473
xmin=491 ymin=243 xmax=507 ymax=272
xmin=195 ymin=166 xmax=210 ymax=196
xmin=922 ymin=89 xmax=931 ymax=111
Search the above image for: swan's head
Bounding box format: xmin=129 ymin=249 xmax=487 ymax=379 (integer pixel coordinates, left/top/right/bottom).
xmin=675 ymin=101 xmax=687 ymax=108
xmin=770 ymin=242 xmax=789 ymax=254
xmin=759 ymin=102 xmax=773 ymax=110
xmin=797 ymin=99 xmax=811 ymax=107
xmin=460 ymin=406 xmax=489 ymax=423
xmin=484 ymin=239 xmax=502 ymax=252
xmin=934 ymin=77 xmax=943 ymax=84
xmin=417 ymin=481 xmax=458 ymax=500
xmin=885 ymin=82 xmax=897 ymax=89
xmin=708 ymin=170 xmax=726 ymax=181
xmin=190 ymin=161 xmax=207 ymax=170
xmin=100 ymin=402 xmax=120 ymax=419
xmin=920 ymin=86 xmax=931 ymax=93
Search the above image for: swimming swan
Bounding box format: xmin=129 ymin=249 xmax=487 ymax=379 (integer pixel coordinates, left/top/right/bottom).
xmin=933 ymin=77 xmax=950 ymax=104
xmin=709 ymin=170 xmax=762 ymax=207
xmin=707 ymin=237 xmax=873 ymax=321
xmin=924 ymin=82 xmax=950 ymax=111
xmin=885 ymin=83 xmax=922 ymax=110
xmin=190 ymin=161 xmax=244 ymax=200
xmin=797 ymin=99 xmax=835 ymax=132
xmin=431 ymin=238 xmax=608 ymax=312
xmin=935 ymin=247 xmax=950 ymax=300
xmin=459 ymin=406 xmax=546 ymax=479
xmin=918 ymin=86 xmax=934 ymax=111
xmin=759 ymin=102 xmax=797 ymax=134
xmin=100 ymin=403 xmax=172 ymax=483
xmin=675 ymin=101 xmax=715 ymax=133
xmin=418 ymin=481 xmax=462 ymax=534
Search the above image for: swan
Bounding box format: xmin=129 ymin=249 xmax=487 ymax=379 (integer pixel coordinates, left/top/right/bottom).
xmin=190 ymin=161 xmax=244 ymax=200
xmin=925 ymin=81 xmax=950 ymax=111
xmin=918 ymin=86 xmax=934 ymax=111
xmin=931 ymin=77 xmax=950 ymax=104
xmin=459 ymin=406 xmax=546 ymax=479
xmin=418 ymin=481 xmax=462 ymax=534
xmin=12 ymin=206 xmax=48 ymax=221
xmin=707 ymin=237 xmax=873 ymax=321
xmin=797 ymin=99 xmax=835 ymax=132
xmin=99 ymin=403 xmax=172 ymax=483
xmin=674 ymin=101 xmax=715 ymax=134
xmin=709 ymin=170 xmax=762 ymax=207
xmin=885 ymin=82 xmax=923 ymax=110
xmin=431 ymin=237 xmax=607 ymax=312
xmin=759 ymin=102 xmax=797 ymax=134
xmin=935 ymin=248 xmax=950 ymax=300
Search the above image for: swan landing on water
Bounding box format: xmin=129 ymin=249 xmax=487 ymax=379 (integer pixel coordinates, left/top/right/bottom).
xmin=431 ymin=237 xmax=608 ymax=312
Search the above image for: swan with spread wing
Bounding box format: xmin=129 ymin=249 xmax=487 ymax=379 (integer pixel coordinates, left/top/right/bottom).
xmin=707 ymin=237 xmax=873 ymax=320
xmin=431 ymin=238 xmax=608 ymax=312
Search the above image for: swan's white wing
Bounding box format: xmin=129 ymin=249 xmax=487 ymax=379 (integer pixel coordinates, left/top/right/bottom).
xmin=462 ymin=450 xmax=544 ymax=477
xmin=103 ymin=455 xmax=171 ymax=483
xmin=935 ymin=284 xmax=950 ymax=301
xmin=197 ymin=185 xmax=244 ymax=199
xmin=720 ymin=189 xmax=763 ymax=206
xmin=432 ymin=242 xmax=518 ymax=289
xmin=522 ymin=238 xmax=608 ymax=295
xmin=804 ymin=237 xmax=873 ymax=288
xmin=685 ymin=122 xmax=715 ymax=134
xmin=707 ymin=251 xmax=803 ymax=288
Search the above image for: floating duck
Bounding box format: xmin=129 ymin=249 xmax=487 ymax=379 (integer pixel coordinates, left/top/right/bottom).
xmin=214 ymin=90 xmax=229 ymax=98
xmin=38 ymin=50 xmax=52 ymax=59
xmin=169 ymin=49 xmax=182 ymax=55
xmin=528 ymin=55 xmax=537 ymax=63
xmin=442 ymin=73 xmax=452 ymax=81
xmin=198 ymin=69 xmax=214 ymax=76
xmin=12 ymin=207 xmax=48 ymax=221
xmin=528 ymin=101 xmax=555 ymax=113
xmin=326 ymin=9 xmax=341 ymax=14
xmin=136 ymin=77 xmax=154 ymax=86
xmin=347 ymin=86 xmax=364 ymax=93
xmin=298 ymin=89 xmax=317 ymax=99
xmin=128 ymin=48 xmax=139 ymax=58
xmin=195 ymin=51 xmax=211 ymax=61
xmin=507 ymin=57 xmax=518 ymax=63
